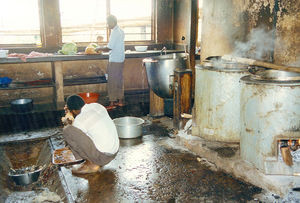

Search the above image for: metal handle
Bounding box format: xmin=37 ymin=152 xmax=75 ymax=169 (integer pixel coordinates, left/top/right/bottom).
xmin=169 ymin=75 xmax=174 ymax=90
xmin=142 ymin=58 xmax=158 ymax=63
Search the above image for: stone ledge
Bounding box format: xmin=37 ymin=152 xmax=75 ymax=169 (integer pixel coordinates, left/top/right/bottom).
xmin=175 ymin=132 xmax=300 ymax=198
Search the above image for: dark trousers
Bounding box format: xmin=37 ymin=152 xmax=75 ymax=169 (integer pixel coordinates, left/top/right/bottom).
xmin=63 ymin=125 xmax=117 ymax=166
xmin=107 ymin=62 xmax=124 ymax=102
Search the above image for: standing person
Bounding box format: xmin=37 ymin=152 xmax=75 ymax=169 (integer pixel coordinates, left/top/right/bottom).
xmin=96 ymin=15 xmax=125 ymax=110
xmin=61 ymin=95 xmax=119 ymax=174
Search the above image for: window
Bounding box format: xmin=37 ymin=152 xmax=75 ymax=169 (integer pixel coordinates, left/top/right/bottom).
xmin=0 ymin=0 xmax=40 ymax=45
xmin=0 ymin=0 xmax=153 ymax=47
xmin=59 ymin=0 xmax=153 ymax=43
xmin=110 ymin=0 xmax=152 ymax=41
xmin=59 ymin=0 xmax=107 ymax=43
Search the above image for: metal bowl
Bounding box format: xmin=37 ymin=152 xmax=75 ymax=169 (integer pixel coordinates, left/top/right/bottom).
xmin=10 ymin=98 xmax=33 ymax=113
xmin=113 ymin=117 xmax=144 ymax=139
xmin=134 ymin=46 xmax=148 ymax=52
xmin=8 ymin=167 xmax=43 ymax=186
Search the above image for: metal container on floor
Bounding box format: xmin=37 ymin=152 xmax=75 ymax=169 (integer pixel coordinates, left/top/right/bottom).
xmin=113 ymin=117 xmax=144 ymax=139
xmin=8 ymin=166 xmax=43 ymax=186
xmin=194 ymin=60 xmax=249 ymax=142
xmin=240 ymin=70 xmax=300 ymax=175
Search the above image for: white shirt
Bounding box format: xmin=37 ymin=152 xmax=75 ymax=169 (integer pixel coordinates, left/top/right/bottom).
xmin=72 ymin=103 xmax=119 ymax=154
xmin=107 ymin=25 xmax=125 ymax=63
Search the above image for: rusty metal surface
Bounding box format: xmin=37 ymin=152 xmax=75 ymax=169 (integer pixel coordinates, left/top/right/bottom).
xmin=240 ymin=76 xmax=300 ymax=175
xmin=194 ymin=65 xmax=249 ymax=142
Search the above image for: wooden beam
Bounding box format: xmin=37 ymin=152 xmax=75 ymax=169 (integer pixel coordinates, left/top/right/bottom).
xmin=52 ymin=61 xmax=65 ymax=109
xmin=39 ymin=0 xmax=62 ymax=48
xmin=173 ymin=69 xmax=192 ymax=129
xmin=149 ymin=89 xmax=164 ymax=117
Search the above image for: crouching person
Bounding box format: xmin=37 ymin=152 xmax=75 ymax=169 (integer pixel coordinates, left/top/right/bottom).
xmin=62 ymin=95 xmax=119 ymax=174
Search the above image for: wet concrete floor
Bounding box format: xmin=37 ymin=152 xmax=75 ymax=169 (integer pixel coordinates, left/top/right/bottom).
xmin=54 ymin=122 xmax=262 ymax=202
xmin=1 ymin=101 xmax=266 ymax=202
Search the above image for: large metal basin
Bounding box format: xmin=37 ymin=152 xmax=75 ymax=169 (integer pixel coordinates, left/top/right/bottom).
xmin=143 ymin=53 xmax=188 ymax=98
xmin=113 ymin=117 xmax=144 ymax=139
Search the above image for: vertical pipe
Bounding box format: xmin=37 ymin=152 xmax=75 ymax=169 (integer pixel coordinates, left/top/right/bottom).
xmin=270 ymin=0 xmax=279 ymax=62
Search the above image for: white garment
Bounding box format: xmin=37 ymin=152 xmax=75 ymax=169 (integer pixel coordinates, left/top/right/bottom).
xmin=107 ymin=25 xmax=125 ymax=63
xmin=72 ymin=103 xmax=119 ymax=154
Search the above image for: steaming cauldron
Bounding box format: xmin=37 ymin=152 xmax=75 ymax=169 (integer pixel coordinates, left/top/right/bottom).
xmin=143 ymin=53 xmax=188 ymax=98
xmin=194 ymin=60 xmax=248 ymax=142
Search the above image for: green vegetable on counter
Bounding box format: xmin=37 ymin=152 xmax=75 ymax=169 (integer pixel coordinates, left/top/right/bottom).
xmin=58 ymin=42 xmax=77 ymax=55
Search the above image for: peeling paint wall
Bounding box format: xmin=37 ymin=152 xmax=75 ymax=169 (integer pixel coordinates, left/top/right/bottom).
xmin=274 ymin=0 xmax=300 ymax=65
xmin=200 ymin=0 xmax=278 ymax=62
xmin=200 ymin=0 xmax=248 ymax=61
xmin=201 ymin=0 xmax=299 ymax=64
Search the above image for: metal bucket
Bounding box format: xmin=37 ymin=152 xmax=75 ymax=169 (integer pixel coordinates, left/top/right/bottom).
xmin=113 ymin=117 xmax=144 ymax=139
xmin=143 ymin=53 xmax=188 ymax=98
xmin=194 ymin=62 xmax=249 ymax=142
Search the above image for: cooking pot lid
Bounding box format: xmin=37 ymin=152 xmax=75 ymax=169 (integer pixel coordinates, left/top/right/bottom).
xmin=201 ymin=60 xmax=248 ymax=71
xmin=250 ymin=69 xmax=300 ymax=81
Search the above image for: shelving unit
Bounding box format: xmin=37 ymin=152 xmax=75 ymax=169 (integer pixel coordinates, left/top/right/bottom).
xmin=0 ymin=79 xmax=55 ymax=90
xmin=64 ymin=76 xmax=107 ymax=86
xmin=0 ymin=103 xmax=57 ymax=115
xmin=0 ymin=60 xmax=107 ymax=114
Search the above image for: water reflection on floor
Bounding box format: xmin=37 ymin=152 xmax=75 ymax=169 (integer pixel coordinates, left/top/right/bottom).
xmin=1 ymin=101 xmax=265 ymax=202
xmin=58 ymin=123 xmax=262 ymax=202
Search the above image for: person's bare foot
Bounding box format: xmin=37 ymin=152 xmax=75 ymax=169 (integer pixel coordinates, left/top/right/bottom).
xmin=72 ymin=160 xmax=100 ymax=174
xmin=105 ymin=101 xmax=117 ymax=110
xmin=114 ymin=100 xmax=126 ymax=107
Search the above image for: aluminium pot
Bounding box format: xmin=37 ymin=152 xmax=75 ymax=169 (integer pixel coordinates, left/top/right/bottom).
xmin=10 ymin=98 xmax=33 ymax=113
xmin=113 ymin=117 xmax=144 ymax=139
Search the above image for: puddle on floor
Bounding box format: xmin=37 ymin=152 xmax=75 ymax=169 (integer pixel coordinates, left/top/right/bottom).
xmin=52 ymin=124 xmax=264 ymax=203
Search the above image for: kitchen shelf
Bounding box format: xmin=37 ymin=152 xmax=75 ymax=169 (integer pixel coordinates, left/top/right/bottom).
xmin=0 ymin=81 xmax=55 ymax=90
xmin=63 ymin=76 xmax=107 ymax=86
xmin=0 ymin=103 xmax=57 ymax=115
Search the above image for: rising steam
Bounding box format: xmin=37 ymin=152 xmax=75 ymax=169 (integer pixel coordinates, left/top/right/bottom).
xmin=232 ymin=27 xmax=277 ymax=61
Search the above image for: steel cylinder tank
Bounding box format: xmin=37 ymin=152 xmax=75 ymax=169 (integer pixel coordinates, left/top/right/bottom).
xmin=194 ymin=60 xmax=249 ymax=142
xmin=240 ymin=70 xmax=300 ymax=175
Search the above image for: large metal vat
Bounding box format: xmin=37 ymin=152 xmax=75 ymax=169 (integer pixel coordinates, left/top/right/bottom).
xmin=240 ymin=70 xmax=300 ymax=175
xmin=194 ymin=61 xmax=248 ymax=142
xmin=143 ymin=53 xmax=188 ymax=98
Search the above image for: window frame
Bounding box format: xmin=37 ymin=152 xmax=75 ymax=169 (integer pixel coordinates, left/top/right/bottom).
xmin=0 ymin=0 xmax=156 ymax=50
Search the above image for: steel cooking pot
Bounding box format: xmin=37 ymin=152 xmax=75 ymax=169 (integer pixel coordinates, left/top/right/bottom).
xmin=113 ymin=117 xmax=144 ymax=139
xmin=8 ymin=166 xmax=43 ymax=186
xmin=10 ymin=98 xmax=33 ymax=113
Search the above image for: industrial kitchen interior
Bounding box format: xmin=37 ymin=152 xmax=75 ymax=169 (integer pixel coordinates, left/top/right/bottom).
xmin=0 ymin=0 xmax=299 ymax=202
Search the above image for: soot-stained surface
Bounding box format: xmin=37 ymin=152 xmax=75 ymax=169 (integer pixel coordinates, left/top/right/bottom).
xmin=59 ymin=124 xmax=262 ymax=202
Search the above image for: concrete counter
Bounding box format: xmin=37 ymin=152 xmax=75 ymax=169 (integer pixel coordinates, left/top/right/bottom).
xmin=0 ymin=50 xmax=183 ymax=64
